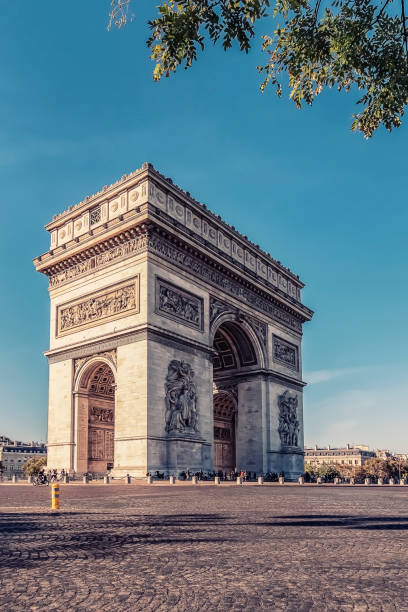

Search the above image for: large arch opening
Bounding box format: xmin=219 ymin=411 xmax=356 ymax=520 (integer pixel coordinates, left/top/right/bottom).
xmin=77 ymin=361 xmax=116 ymax=474
xmin=212 ymin=320 xmax=261 ymax=475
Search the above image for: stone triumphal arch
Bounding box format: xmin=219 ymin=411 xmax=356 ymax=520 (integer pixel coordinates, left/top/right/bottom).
xmin=34 ymin=162 xmax=313 ymax=479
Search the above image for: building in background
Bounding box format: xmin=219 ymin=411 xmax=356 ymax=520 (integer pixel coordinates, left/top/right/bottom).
xmin=394 ymin=453 xmax=408 ymax=462
xmin=0 ymin=437 xmax=47 ymax=478
xmin=373 ymin=449 xmax=393 ymax=459
xmin=304 ymin=444 xmax=376 ymax=467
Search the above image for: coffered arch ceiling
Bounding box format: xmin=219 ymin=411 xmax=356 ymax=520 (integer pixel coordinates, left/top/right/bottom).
xmin=79 ymin=362 xmax=116 ymax=398
xmin=213 ymin=322 xmax=257 ymax=373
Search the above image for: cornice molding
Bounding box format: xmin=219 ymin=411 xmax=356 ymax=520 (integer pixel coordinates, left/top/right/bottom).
xmin=147 ymin=227 xmax=311 ymax=329
xmin=39 ymin=220 xmax=311 ymax=331
xmin=35 ymin=165 xmax=307 ymax=299
xmin=46 ymin=226 xmax=149 ymax=288
xmin=268 ymin=448 xmax=304 ymax=456
xmin=45 ymin=324 xmax=214 ymax=365
xmin=213 ymin=368 xmax=306 ymax=389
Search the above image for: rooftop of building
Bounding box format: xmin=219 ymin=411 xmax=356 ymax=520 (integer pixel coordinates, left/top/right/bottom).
xmin=36 ymin=162 xmax=304 ymax=287
xmin=0 ymin=436 xmax=46 ymax=450
xmin=305 ymin=444 xmax=373 ymax=453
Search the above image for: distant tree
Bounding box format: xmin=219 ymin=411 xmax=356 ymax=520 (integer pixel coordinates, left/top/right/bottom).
xmin=109 ymin=0 xmax=408 ymax=137
xmin=399 ymin=461 xmax=408 ymax=479
xmin=317 ymin=464 xmax=340 ymax=481
xmin=353 ymin=465 xmax=367 ymax=482
xmin=363 ymin=458 xmax=384 ymax=478
xmin=304 ymin=462 xmax=318 ymax=481
xmin=386 ymin=458 xmax=402 ymax=479
xmin=363 ymin=457 xmax=399 ymax=479
xmin=22 ymin=456 xmax=47 ymax=477
xmin=335 ymin=462 xmax=356 ymax=480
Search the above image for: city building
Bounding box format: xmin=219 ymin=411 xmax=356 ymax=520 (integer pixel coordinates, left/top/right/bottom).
xmin=33 ymin=163 xmax=314 ymax=479
xmin=394 ymin=453 xmax=408 ymax=462
xmin=373 ymin=449 xmax=393 ymax=459
xmin=304 ymin=444 xmax=376 ymax=467
xmin=0 ymin=437 xmax=47 ymax=478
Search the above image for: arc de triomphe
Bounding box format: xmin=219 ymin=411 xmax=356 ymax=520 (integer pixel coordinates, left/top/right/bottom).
xmin=34 ymin=163 xmax=313 ymax=479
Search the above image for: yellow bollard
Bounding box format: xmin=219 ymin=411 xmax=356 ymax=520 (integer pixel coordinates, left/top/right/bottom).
xmin=51 ymin=483 xmax=60 ymax=510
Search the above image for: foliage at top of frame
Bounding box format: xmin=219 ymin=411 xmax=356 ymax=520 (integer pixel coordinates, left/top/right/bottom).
xmin=109 ymin=0 xmax=408 ymax=137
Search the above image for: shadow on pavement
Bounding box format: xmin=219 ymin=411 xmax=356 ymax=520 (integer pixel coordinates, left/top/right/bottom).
xmin=0 ymin=512 xmax=233 ymax=570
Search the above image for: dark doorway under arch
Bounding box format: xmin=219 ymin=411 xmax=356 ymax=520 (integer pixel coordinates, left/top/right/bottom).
xmin=212 ymin=321 xmax=258 ymax=473
xmin=213 ymin=391 xmax=237 ymax=472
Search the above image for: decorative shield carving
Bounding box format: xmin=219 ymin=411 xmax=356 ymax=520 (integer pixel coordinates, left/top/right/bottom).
xmin=209 ymin=297 xmax=231 ymax=328
xmin=164 ymin=360 xmax=198 ymax=434
xmin=278 ymin=390 xmax=299 ymax=447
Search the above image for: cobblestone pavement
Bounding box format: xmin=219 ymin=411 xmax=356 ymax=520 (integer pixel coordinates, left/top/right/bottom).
xmin=2 ymin=483 xmax=408 ymax=611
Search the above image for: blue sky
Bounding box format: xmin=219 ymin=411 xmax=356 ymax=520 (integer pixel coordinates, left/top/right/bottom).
xmin=0 ymin=2 xmax=407 ymax=450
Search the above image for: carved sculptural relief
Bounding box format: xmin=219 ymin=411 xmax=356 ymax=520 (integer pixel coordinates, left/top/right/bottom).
xmin=209 ymin=297 xmax=231 ymax=328
xmin=273 ymin=335 xmax=299 ymax=371
xmin=49 ymin=234 xmax=148 ymax=288
xmin=149 ymin=233 xmax=303 ymax=333
xmin=278 ymin=390 xmax=300 ymax=447
xmin=156 ymin=278 xmax=203 ymax=331
xmin=57 ymin=277 xmax=139 ymax=336
xmin=89 ymin=406 xmax=114 ymax=424
xmin=164 ymin=360 xmax=199 ymax=434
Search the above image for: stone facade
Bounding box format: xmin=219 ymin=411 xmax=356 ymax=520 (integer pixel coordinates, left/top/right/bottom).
xmin=34 ymin=162 xmax=313 ymax=480
xmin=304 ymin=444 xmax=376 ymax=467
xmin=0 ymin=437 xmax=47 ymax=478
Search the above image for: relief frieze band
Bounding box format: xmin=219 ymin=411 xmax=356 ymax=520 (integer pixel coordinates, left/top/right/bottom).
xmin=149 ymin=232 xmax=303 ymax=333
xmin=49 ymin=233 xmax=148 ymax=288
xmin=56 ymin=277 xmax=139 ymax=337
xmin=48 ymin=223 xmax=304 ymax=334
xmin=89 ymin=406 xmax=114 ymax=424
xmin=155 ymin=277 xmax=204 ymax=331
xmin=41 ymin=165 xmax=304 ymax=309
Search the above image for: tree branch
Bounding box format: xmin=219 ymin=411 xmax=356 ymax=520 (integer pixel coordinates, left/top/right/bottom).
xmin=401 ymin=0 xmax=408 ymax=56
xmin=372 ymin=0 xmax=392 ymax=25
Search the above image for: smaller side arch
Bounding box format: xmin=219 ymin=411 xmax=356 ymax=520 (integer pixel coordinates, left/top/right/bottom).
xmin=73 ymin=355 xmax=117 ymax=475
xmin=74 ymin=354 xmax=117 ymax=394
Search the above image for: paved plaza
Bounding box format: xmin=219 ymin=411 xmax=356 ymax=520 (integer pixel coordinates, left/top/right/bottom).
xmin=1 ymin=483 xmax=408 ymax=611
